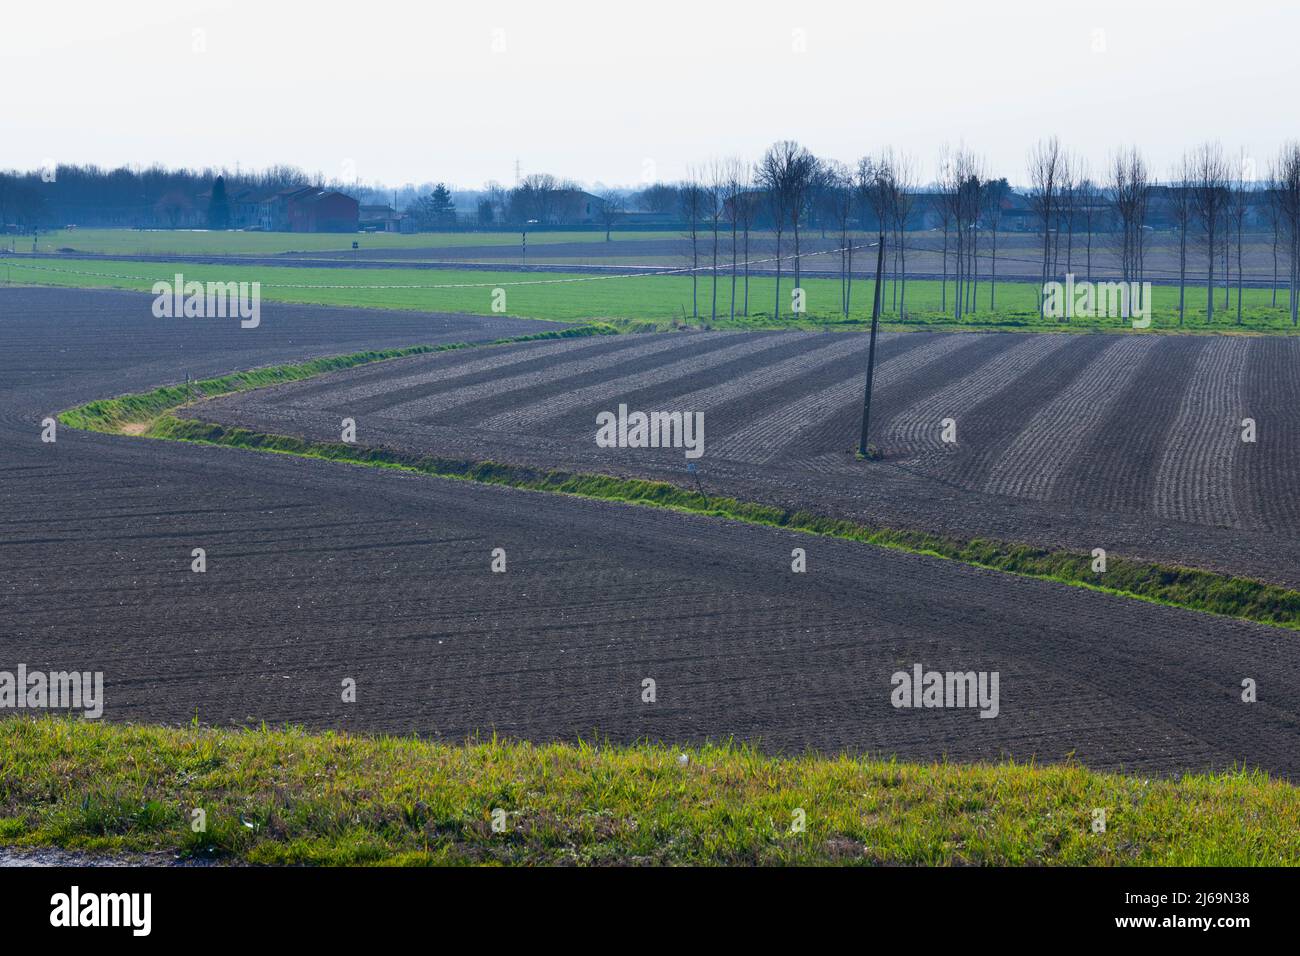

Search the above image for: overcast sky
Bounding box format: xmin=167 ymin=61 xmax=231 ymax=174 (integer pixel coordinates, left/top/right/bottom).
xmin=4 ymin=0 xmax=1296 ymax=190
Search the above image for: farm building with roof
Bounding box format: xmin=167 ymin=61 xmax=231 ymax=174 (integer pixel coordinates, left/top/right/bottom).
xmin=259 ymin=187 xmax=359 ymax=232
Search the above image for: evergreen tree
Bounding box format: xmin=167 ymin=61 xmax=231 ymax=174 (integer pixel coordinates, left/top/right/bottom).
xmin=207 ymin=175 xmax=231 ymax=229
xmin=429 ymin=184 xmax=455 ymax=226
xmin=407 ymin=184 xmax=457 ymax=230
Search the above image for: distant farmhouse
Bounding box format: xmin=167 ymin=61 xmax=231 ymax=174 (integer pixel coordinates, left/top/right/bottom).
xmin=554 ymin=189 xmax=605 ymax=225
xmin=196 ymin=185 xmax=360 ymax=232
xmin=259 ymin=187 xmax=359 ymax=232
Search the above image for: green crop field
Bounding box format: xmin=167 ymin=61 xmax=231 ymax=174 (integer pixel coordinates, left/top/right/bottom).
xmin=5 ymin=255 xmax=1297 ymax=333
xmin=7 ymin=228 xmax=677 ymax=257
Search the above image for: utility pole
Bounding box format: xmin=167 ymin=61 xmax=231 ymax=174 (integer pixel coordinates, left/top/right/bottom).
xmin=857 ymin=233 xmax=887 ymax=459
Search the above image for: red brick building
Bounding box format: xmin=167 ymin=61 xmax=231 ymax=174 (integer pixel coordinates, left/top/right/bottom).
xmin=260 ymin=187 xmax=359 ymax=232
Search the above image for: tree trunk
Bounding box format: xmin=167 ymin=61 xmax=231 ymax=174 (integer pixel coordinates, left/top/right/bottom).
xmin=845 ymin=234 xmax=854 ymax=317
xmin=711 ymin=222 xmax=718 ymax=323
xmin=989 ymin=227 xmax=998 ymax=310
xmin=729 ymin=220 xmax=737 ymax=323
xmin=941 ymin=228 xmax=948 ymax=313
xmin=898 ymin=240 xmax=907 ymax=318
xmin=690 ymin=224 xmax=698 ymax=318
xmin=773 ymin=229 xmax=783 ymax=320
xmin=1206 ymin=228 xmax=1215 ymax=323
xmin=1236 ymin=217 xmax=1243 ymax=325
xmin=743 ymin=226 xmax=750 ymax=317
xmin=1271 ymin=226 xmax=1279 ymax=308
xmin=1178 ymin=223 xmax=1186 ymax=327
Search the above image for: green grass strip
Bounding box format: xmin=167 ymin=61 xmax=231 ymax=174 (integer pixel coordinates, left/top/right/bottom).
xmin=1 ymin=716 xmax=1295 ymax=865
xmin=143 ymin=414 xmax=1300 ymax=630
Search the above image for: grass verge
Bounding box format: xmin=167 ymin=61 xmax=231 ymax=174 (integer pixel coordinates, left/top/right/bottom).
xmin=56 ymin=322 xmax=619 ymax=433
xmin=1 ymin=717 xmax=1295 ymax=865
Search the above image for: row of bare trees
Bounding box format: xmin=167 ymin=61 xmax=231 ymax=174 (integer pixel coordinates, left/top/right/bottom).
xmin=1276 ymin=144 xmax=1300 ymax=326
xmin=1024 ymin=138 xmax=1300 ymax=326
xmin=498 ymin=139 xmax=1300 ymax=328
xmin=677 ymin=143 xmax=924 ymax=323
xmin=1169 ymin=142 xmax=1300 ymax=326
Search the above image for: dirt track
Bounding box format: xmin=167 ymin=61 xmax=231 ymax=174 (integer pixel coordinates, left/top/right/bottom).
xmin=3 ymin=287 xmax=1299 ymax=778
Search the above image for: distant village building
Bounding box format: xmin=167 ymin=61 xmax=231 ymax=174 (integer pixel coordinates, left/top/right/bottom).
xmin=258 ymin=186 xmax=359 ymax=232
xmin=554 ymin=189 xmax=605 ymax=225
xmin=359 ymin=204 xmax=415 ymax=233
xmin=512 ymin=188 xmax=609 ymax=226
xmin=226 ymin=187 xmax=266 ymax=229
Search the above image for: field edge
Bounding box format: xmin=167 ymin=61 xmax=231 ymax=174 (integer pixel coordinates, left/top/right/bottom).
xmin=1 ymin=717 xmax=1296 ymax=866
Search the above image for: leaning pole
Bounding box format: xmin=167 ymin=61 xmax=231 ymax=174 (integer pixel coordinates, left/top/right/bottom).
xmin=857 ymin=233 xmax=887 ymax=458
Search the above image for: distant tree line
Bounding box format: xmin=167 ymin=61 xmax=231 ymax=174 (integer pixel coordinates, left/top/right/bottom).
xmin=0 ymin=163 xmax=317 ymax=231
xmin=5 ymin=141 xmax=1298 ymax=327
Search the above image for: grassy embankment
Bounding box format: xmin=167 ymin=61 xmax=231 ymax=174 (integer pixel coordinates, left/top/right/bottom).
xmin=5 ymin=255 xmax=1297 ymax=333
xmin=1 ymin=717 xmax=1296 ymax=865
xmin=58 ymin=341 xmax=1300 ymax=632
xmin=55 ymin=324 xmax=617 ymax=432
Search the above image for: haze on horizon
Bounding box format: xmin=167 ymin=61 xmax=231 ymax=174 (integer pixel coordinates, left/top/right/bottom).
xmin=4 ymin=0 xmax=1296 ymax=190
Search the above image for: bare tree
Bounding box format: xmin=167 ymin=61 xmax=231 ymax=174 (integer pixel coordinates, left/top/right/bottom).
xmin=679 ymin=175 xmax=704 ymax=319
xmin=1074 ymin=171 xmax=1100 ymax=283
xmin=1264 ymin=160 xmax=1284 ymax=308
xmin=821 ymin=160 xmax=855 ymax=318
xmin=929 ymin=161 xmax=953 ymax=314
xmin=1189 ymin=142 xmax=1231 ymax=323
xmin=962 ymin=160 xmax=986 ymax=317
xmin=597 ymin=190 xmax=625 ymax=242
xmin=1228 ymin=152 xmax=1249 ymax=325
xmin=787 ymin=148 xmax=819 ymax=303
xmin=889 ymin=152 xmax=917 ymax=318
xmin=510 ymin=173 xmax=561 ymax=224
xmin=720 ymin=158 xmax=748 ymax=323
xmin=1276 ymin=142 xmax=1300 ymax=326
xmin=984 ymin=177 xmax=1009 ymax=310
xmin=756 ymin=144 xmax=788 ymax=319
xmin=1170 ymin=155 xmax=1194 ymax=326
xmin=735 ymin=179 xmax=757 ymax=317
xmin=1027 ymin=136 xmax=1064 ymax=314
xmin=756 ymin=151 xmax=786 ymax=320
xmin=940 ymin=148 xmax=983 ymax=321
xmin=704 ymin=162 xmax=726 ymax=324
xmin=861 ymin=155 xmax=894 ymax=313
xmin=810 ymin=162 xmax=839 ymax=240
xmin=1108 ymin=146 xmax=1152 ymax=316
xmin=634 ymin=182 xmax=681 ymax=215
xmin=1058 ymin=152 xmax=1077 ymax=276
xmin=757 ymin=141 xmax=817 ymax=319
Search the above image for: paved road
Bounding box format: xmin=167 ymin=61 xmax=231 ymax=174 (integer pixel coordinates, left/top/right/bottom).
xmin=2 ymin=287 xmax=1296 ymax=777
